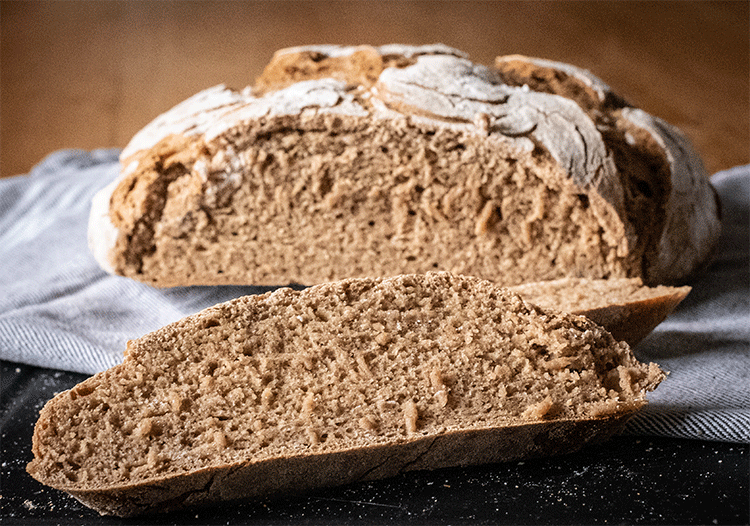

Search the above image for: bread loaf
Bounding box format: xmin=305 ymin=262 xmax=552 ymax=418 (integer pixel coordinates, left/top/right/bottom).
xmin=88 ymin=44 xmax=720 ymax=288
xmin=28 ymin=272 xmax=664 ymax=517
xmin=509 ymin=277 xmax=691 ymax=346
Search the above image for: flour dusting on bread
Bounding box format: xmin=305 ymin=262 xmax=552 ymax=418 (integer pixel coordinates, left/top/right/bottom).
xmin=88 ymin=44 xmax=720 ymax=288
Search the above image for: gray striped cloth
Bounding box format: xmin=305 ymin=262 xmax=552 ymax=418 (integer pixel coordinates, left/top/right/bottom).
xmin=1 ymin=150 xmax=748 ymax=443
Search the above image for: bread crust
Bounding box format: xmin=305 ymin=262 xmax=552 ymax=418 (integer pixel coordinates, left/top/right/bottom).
xmin=52 ymin=414 xmax=633 ymax=517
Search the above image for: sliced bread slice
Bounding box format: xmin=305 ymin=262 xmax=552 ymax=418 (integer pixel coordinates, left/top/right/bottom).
xmin=27 ymin=272 xmax=664 ymax=517
xmin=509 ymin=277 xmax=691 ymax=346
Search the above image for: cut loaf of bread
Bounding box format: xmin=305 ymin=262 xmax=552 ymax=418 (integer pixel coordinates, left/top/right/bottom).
xmin=509 ymin=278 xmax=691 ymax=347
xmin=88 ymin=44 xmax=720 ymax=288
xmin=28 ymin=273 xmax=664 ymax=517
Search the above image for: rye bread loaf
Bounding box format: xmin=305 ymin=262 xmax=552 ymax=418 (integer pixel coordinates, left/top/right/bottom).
xmin=28 ymin=273 xmax=664 ymax=517
xmin=509 ymin=277 xmax=691 ymax=347
xmin=88 ymin=44 xmax=720 ymax=288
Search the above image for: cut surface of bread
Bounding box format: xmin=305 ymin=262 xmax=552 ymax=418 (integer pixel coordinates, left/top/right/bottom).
xmin=88 ymin=44 xmax=720 ymax=288
xmin=28 ymin=273 xmax=664 ymax=516
xmin=509 ymin=277 xmax=691 ymax=346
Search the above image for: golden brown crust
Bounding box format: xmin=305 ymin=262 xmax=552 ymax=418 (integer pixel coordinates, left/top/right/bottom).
xmin=255 ymin=46 xmax=400 ymax=94
xmin=493 ymin=56 xmax=624 ymax=113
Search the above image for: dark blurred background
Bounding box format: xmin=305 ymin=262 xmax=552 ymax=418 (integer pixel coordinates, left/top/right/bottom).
xmin=1 ymin=0 xmax=748 ymax=178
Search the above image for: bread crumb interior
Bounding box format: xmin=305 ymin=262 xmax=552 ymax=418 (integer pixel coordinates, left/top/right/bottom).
xmin=30 ymin=273 xmax=663 ymax=489
xmin=114 ymin=114 xmax=637 ymax=287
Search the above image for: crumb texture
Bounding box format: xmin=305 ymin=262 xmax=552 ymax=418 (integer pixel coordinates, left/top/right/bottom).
xmin=28 ymin=273 xmax=664 ymax=514
xmin=89 ymin=45 xmax=720 ymax=288
xmin=117 ymin=116 xmax=632 ymax=287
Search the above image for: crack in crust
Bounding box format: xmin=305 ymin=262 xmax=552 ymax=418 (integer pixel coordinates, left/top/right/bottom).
xmin=493 ymin=54 xmax=720 ymax=283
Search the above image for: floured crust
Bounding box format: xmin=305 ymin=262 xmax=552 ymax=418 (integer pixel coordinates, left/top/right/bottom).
xmin=89 ymin=45 xmax=720 ymax=287
xmin=494 ymin=55 xmax=722 ymax=284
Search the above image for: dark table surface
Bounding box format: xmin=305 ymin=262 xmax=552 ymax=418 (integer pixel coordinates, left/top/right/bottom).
xmin=2 ymin=360 xmax=748 ymax=526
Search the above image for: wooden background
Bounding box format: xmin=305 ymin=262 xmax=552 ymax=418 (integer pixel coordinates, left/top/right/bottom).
xmin=1 ymin=0 xmax=748 ymax=178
